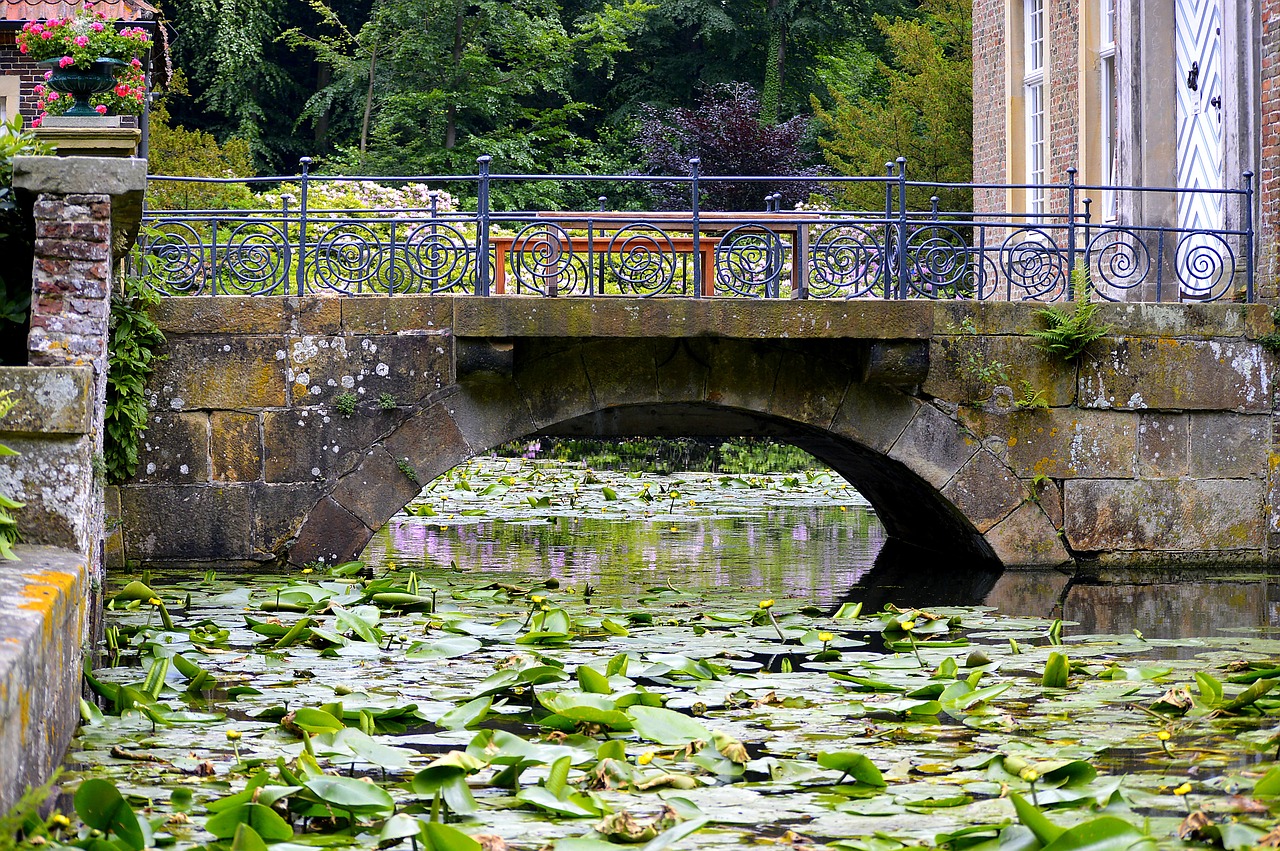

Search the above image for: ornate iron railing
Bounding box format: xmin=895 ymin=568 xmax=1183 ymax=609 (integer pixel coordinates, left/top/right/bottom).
xmin=136 ymin=157 xmax=1256 ymax=302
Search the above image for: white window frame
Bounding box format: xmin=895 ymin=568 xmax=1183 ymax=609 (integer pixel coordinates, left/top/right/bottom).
xmin=1024 ymin=0 xmax=1047 ymax=217
xmin=1099 ymin=0 xmax=1118 ymax=221
xmin=0 ymin=77 xmax=19 ymax=129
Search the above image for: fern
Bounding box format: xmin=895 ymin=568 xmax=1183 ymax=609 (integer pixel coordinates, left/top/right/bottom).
xmin=1030 ymin=268 xmax=1111 ymax=364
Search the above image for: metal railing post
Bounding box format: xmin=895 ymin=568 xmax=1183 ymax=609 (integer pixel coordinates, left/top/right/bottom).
xmin=296 ymin=156 xmax=311 ymax=296
xmin=883 ymin=162 xmax=895 ymax=299
xmin=690 ymin=157 xmax=703 ymax=298
xmin=1066 ymin=167 xmax=1077 ymax=300
xmin=895 ymin=157 xmax=908 ymax=299
xmin=1245 ymin=171 xmax=1256 ymax=303
xmin=477 ymin=155 xmax=492 ymax=296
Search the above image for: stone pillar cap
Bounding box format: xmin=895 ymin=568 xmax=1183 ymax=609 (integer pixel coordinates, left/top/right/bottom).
xmin=12 ymin=155 xmax=147 ymax=197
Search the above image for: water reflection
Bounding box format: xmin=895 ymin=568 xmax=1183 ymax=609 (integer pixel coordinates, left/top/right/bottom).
xmin=362 ymin=458 xmax=1280 ymax=640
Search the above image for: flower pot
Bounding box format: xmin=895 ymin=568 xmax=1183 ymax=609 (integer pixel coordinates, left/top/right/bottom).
xmin=39 ymin=57 xmax=125 ymax=117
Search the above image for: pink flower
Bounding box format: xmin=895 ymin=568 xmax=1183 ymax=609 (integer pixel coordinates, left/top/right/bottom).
xmin=47 ymin=92 xmax=60 ymax=101
xmin=18 ymin=44 xmax=27 ymax=54
xmin=33 ymin=84 xmax=44 ymax=95
xmin=95 ymin=105 xmax=107 ymax=114
xmin=40 ymin=31 xmax=52 ymax=39
xmin=91 ymin=21 xmax=104 ymax=31
xmin=43 ymin=71 xmax=53 ymax=81
xmin=130 ymin=57 xmax=142 ymax=68
xmin=58 ymin=55 xmax=74 ymax=68
xmin=115 ymin=84 xmax=129 ymax=97
xmin=35 ymin=100 xmax=45 ymax=110
xmin=73 ymin=35 xmax=89 ymax=47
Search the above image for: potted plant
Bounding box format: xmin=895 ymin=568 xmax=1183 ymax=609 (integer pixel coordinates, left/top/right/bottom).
xmin=16 ymin=6 xmax=151 ymax=118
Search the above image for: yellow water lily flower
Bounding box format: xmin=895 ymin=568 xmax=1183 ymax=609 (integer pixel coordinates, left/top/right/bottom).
xmin=759 ymin=599 xmax=775 ymax=610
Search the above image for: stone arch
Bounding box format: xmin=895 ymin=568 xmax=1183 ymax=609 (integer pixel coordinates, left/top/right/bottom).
xmin=287 ymin=337 xmax=1068 ymax=568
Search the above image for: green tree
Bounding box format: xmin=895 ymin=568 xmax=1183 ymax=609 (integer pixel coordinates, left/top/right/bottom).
xmin=812 ymin=0 xmax=971 ymax=211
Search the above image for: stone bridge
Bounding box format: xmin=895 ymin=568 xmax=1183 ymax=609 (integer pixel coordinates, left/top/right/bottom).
xmin=109 ymin=296 xmax=1280 ymax=570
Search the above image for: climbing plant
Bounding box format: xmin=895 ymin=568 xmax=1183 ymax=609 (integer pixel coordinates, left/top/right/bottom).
xmin=0 ymin=389 xmax=23 ymax=561
xmin=1030 ymin=267 xmax=1112 ymax=365
xmin=104 ymin=275 xmax=166 ymax=485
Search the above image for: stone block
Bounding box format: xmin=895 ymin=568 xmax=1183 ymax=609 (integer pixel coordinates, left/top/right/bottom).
xmin=705 ymin=340 xmax=783 ymax=413
xmin=1137 ymin=413 xmax=1189 ymax=478
xmin=580 ymin=339 xmax=659 ymax=410
xmin=134 ymin=412 xmax=210 ymax=484
xmin=1064 ymin=479 xmax=1264 ymax=553
xmin=983 ymin=502 xmax=1071 ymax=567
xmin=13 ymin=155 xmax=146 ymax=197
xmin=887 ymin=402 xmax=979 ymax=489
xmin=0 ymin=546 xmax=87 ymax=814
xmin=931 ymin=301 xmax=1044 ymax=336
xmin=382 ymin=402 xmax=474 ymax=486
xmin=262 ymin=408 xmax=398 ymax=483
xmin=1093 ymin=302 xmax=1271 ymax=340
xmin=330 ymin=447 xmax=427 ymax=531
xmin=341 ymin=296 xmax=454 ymax=334
xmin=940 ymin=449 xmax=1025 ymax=533
xmin=119 ymin=484 xmax=254 ymax=562
xmin=769 ymin=350 xmax=853 ymax=430
xmin=1080 ymin=337 xmax=1271 ymax=411
xmin=284 ymin=333 xmax=452 ymax=406
xmin=967 ymin=408 xmax=1138 ymax=479
xmin=0 ymin=435 xmax=93 ymax=551
xmin=151 ymin=335 xmax=288 ymax=410
xmin=513 ymin=345 xmax=595 ymax=429
xmin=444 ymin=382 xmax=538 ymax=452
xmin=152 ymin=297 xmax=341 ymax=336
xmin=103 ymin=485 xmax=124 ymax=569
xmin=287 ymin=495 xmax=371 ymax=566
xmin=828 ymin=384 xmax=920 ymax=454
xmin=211 ymin=411 xmax=262 ymax=482
xmin=1188 ymin=413 xmax=1269 ymax=478
xmin=655 ymin=339 xmax=710 ymax=404
xmin=250 ymin=482 xmax=326 ymax=558
xmin=922 ymin=335 xmax=1075 ymax=407
xmin=0 ymin=366 xmax=92 ymax=435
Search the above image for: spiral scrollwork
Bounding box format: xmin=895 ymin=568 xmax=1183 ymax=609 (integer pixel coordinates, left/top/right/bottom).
xmin=905 ymin=225 xmax=971 ymax=298
xmin=1086 ymin=229 xmax=1149 ymax=301
xmin=219 ymin=222 xmax=290 ymax=295
xmin=510 ymin=223 xmax=576 ymax=295
xmin=808 ymin=225 xmax=884 ymax=298
xmin=312 ymin=223 xmax=386 ymax=294
xmin=143 ymin=221 xmax=208 ymax=295
xmin=1000 ymin=228 xmax=1067 ymax=301
xmin=1176 ymin=231 xmax=1234 ymax=302
xmin=607 ymin=225 xmax=676 ymax=296
xmin=400 ymin=222 xmax=473 ymax=294
xmin=715 ymin=226 xmax=784 ymax=297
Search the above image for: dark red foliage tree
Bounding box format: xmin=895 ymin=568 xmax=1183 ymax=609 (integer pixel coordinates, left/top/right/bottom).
xmin=633 ymin=82 xmax=817 ymax=211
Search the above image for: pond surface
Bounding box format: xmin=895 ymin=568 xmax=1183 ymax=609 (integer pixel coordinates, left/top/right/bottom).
xmin=44 ymin=459 xmax=1280 ymax=851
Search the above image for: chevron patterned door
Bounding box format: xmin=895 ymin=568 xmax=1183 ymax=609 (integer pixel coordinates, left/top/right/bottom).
xmin=1175 ymin=0 xmax=1225 ymax=295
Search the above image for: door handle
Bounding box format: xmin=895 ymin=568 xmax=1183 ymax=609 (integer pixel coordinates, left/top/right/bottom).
xmin=1210 ymin=95 xmax=1222 ymax=110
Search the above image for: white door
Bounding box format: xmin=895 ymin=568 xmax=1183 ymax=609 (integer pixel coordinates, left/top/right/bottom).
xmin=1175 ymin=0 xmax=1225 ymax=295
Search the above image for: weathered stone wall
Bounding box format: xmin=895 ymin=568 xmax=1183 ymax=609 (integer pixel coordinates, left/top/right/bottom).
xmin=111 ymin=296 xmax=1280 ymax=571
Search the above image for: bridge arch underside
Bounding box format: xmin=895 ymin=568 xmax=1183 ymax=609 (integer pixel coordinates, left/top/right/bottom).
xmin=288 ymin=337 xmax=1065 ymax=570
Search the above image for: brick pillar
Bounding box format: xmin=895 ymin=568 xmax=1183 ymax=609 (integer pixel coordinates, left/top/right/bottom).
xmin=11 ymin=156 xmax=145 ymax=644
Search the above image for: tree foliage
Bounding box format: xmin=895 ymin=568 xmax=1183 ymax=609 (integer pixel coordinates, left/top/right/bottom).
xmin=812 ymin=0 xmax=972 ymax=211
xmin=634 ymin=82 xmax=813 ymax=211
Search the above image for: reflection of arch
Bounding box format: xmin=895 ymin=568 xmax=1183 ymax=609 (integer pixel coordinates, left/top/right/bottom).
xmin=287 ymin=338 xmax=1067 ymax=569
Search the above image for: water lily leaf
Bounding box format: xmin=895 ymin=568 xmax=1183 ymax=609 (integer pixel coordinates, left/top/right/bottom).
xmin=833 ymin=602 xmax=863 ymax=619
xmin=304 ymin=775 xmax=395 ymax=816
xmin=816 ymin=752 xmax=886 ymax=787
xmin=1039 ymin=817 xmax=1154 ymax=851
xmin=517 ymin=630 xmax=574 ymax=645
xmin=422 ymin=821 xmax=483 ymax=851
xmin=314 ymin=728 xmax=414 ymax=769
xmin=230 ymin=823 xmax=269 ymax=851
xmin=74 ymin=778 xmax=147 ymax=850
xmin=517 ymin=785 xmax=604 ymax=818
xmin=333 ymin=604 xmax=382 ymax=643
xmin=1010 ymin=792 xmax=1065 ymax=846
xmin=1221 ymin=678 xmax=1276 ymax=712
xmin=114 ymin=581 xmax=159 ymax=603
xmin=540 ymin=691 xmax=633 ymax=729
xmin=577 ymin=665 xmax=612 ymax=694
xmin=629 ymin=705 xmax=711 ymax=745
xmin=405 ymin=637 xmax=483 ymax=661
xmin=379 ymin=813 xmax=424 ymax=846
xmin=872 ymin=698 xmax=941 ymax=716
xmin=1252 ymin=766 xmax=1280 ymax=796
xmin=1194 ymin=672 xmax=1224 ymax=706
xmin=439 ymin=696 xmax=491 ymax=730
xmin=206 ymin=803 xmax=294 ymax=842
xmin=1042 ymin=652 xmax=1070 ymax=689
xmin=828 ymin=673 xmax=908 ymax=692
xmin=291 ymin=707 xmax=345 ymax=734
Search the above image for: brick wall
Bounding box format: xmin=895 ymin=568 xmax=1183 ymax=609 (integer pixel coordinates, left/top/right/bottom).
xmin=1046 ymin=0 xmax=1080 ymax=215
xmin=1261 ymin=0 xmax=1280 ymax=301
xmin=972 ymin=0 xmax=1007 ymax=214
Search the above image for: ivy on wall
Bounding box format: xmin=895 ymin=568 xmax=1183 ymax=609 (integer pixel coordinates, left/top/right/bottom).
xmin=105 ymin=276 xmax=166 ymax=485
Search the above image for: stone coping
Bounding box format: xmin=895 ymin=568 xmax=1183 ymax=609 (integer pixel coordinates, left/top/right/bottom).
xmin=0 ymin=367 xmax=93 ymax=435
xmin=146 ymin=296 xmax=1274 ymax=341
xmin=0 ymin=545 xmax=87 ymax=813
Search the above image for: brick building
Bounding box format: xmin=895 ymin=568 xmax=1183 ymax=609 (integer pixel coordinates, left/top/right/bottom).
xmin=0 ymin=0 xmax=157 ymax=129
xmin=973 ymin=0 xmax=1275 ymax=300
